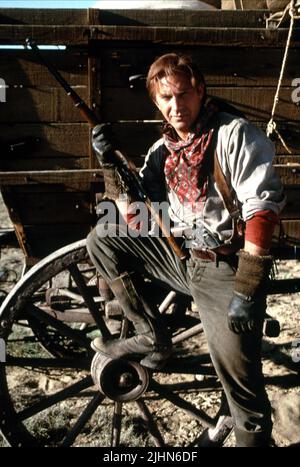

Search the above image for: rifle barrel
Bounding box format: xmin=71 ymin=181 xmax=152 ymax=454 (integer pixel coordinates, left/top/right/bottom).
xmin=26 ymin=38 xmax=98 ymax=126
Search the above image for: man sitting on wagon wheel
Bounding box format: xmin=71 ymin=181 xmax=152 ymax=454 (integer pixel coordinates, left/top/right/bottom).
xmin=86 ymin=53 xmax=285 ymax=447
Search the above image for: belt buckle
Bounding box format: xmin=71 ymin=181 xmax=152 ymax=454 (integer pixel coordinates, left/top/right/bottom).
xmin=191 ymin=248 xmax=216 ymax=262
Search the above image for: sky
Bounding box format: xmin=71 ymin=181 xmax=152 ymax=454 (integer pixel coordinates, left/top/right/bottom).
xmin=0 ymin=1 xmax=93 ymax=7
xmin=0 ymin=1 xmax=211 ymax=9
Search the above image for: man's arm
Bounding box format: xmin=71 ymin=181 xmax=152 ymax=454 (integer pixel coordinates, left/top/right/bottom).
xmin=244 ymin=241 xmax=268 ymax=256
xmin=224 ymin=119 xmax=285 ymax=334
xmin=244 ymin=208 xmax=279 ymax=255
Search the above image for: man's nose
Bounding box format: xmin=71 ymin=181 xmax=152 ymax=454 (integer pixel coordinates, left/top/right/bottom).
xmin=171 ymin=96 xmax=181 ymax=112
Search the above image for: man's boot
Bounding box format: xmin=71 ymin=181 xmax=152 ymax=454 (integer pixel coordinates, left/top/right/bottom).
xmin=91 ymin=272 xmax=172 ymax=370
xmin=234 ymin=427 xmax=272 ymax=447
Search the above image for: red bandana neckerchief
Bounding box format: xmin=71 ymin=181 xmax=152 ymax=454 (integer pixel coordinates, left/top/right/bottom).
xmin=163 ymin=110 xmax=215 ymax=213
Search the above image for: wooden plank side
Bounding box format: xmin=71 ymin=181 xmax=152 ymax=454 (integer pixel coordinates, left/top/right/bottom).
xmin=0 ymin=9 xmax=270 ymax=28
xmin=0 ymin=8 xmax=87 ymax=25
xmin=98 ymin=87 xmax=300 ymax=122
xmin=95 ymin=45 xmax=300 ymax=88
xmin=281 ymin=188 xmax=300 ymax=220
xmin=0 ymin=25 xmax=298 ymax=47
xmin=0 ymin=48 xmax=88 ymax=86
xmin=0 ymin=87 xmax=89 ymax=123
xmin=273 ymin=220 xmax=300 ymax=246
xmin=0 ymin=121 xmax=298 ymax=173
xmin=111 ymin=122 xmax=300 ymax=158
xmin=89 ymin=9 xmax=267 ymax=28
xmin=0 ymin=157 xmax=90 ymax=172
xmin=0 ymin=123 xmax=90 ymax=159
xmin=275 ymin=165 xmax=300 ymax=185
xmin=88 ymin=25 xmax=300 ymax=47
xmin=0 ymin=121 xmax=299 ymax=172
xmin=0 ymin=25 xmax=90 ymax=46
xmin=11 ymin=183 xmax=98 ymax=195
xmin=210 ymin=88 xmax=300 ymax=123
xmin=0 ymin=169 xmax=103 ymax=186
xmin=24 ymin=224 xmax=92 ymax=258
xmin=11 ymin=191 xmax=94 ymax=224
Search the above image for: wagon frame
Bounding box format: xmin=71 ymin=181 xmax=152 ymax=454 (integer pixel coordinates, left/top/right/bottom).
xmin=0 ymin=5 xmax=300 ymax=447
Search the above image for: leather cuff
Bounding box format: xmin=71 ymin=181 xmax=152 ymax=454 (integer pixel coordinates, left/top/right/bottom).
xmin=103 ymin=166 xmax=128 ymax=201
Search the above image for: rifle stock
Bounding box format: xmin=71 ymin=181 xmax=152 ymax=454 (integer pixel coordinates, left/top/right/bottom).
xmin=26 ymin=38 xmax=187 ymax=260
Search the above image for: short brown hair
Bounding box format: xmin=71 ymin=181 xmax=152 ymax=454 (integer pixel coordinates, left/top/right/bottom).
xmin=146 ymin=53 xmax=206 ymax=101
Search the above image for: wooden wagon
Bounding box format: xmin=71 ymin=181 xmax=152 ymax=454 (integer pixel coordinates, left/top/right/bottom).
xmin=0 ymin=5 xmax=299 ymax=447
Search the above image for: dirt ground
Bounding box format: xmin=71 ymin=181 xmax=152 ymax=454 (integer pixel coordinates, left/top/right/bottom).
xmin=0 ymin=193 xmax=300 ymax=447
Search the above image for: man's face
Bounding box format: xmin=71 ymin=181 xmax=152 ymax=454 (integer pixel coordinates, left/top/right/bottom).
xmin=154 ymin=73 xmax=204 ymax=140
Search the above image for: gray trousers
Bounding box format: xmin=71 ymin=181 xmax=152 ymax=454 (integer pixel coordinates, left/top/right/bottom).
xmin=86 ymin=223 xmax=272 ymax=444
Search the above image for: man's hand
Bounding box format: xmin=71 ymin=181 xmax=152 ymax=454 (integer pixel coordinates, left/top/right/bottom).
xmin=92 ymin=124 xmax=125 ymax=200
xmin=228 ymin=250 xmax=272 ymax=334
xmin=228 ymin=293 xmax=260 ymax=334
xmin=92 ymin=124 xmax=116 ymax=167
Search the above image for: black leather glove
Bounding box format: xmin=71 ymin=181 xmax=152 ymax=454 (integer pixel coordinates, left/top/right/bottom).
xmin=91 ymin=124 xmax=126 ymax=201
xmin=228 ymin=292 xmax=263 ymax=334
xmin=228 ymin=250 xmax=272 ymax=334
xmin=92 ymin=124 xmax=116 ymax=167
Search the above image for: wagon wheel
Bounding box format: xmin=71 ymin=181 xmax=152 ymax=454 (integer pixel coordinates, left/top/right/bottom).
xmin=26 ymin=261 xmax=101 ymax=359
xmin=0 ymin=239 xmax=233 ymax=447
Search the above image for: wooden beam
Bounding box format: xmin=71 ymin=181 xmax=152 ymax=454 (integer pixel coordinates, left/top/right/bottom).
xmin=11 ymin=191 xmax=94 ymax=225
xmin=0 ymin=48 xmax=87 ymax=86
xmin=0 ymin=169 xmax=102 ymax=186
xmin=274 ymin=164 xmax=300 ymax=185
xmin=281 ymin=188 xmax=300 ymax=220
xmin=23 ymin=224 xmax=92 ymax=259
xmin=0 ymin=24 xmax=298 ymax=47
xmin=99 ymin=87 xmax=300 ymax=122
xmin=0 ymin=123 xmax=90 ymax=159
xmin=89 ymin=9 xmax=268 ymax=28
xmin=96 ymin=45 xmax=300 ymax=88
xmin=273 ymin=220 xmax=300 ymax=246
xmin=0 ymin=9 xmax=268 ymax=28
xmin=1 ymin=87 xmax=89 ymax=123
xmin=0 ymin=8 xmax=88 ymax=25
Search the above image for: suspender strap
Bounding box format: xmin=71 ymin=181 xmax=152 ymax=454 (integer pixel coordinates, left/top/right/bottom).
xmin=213 ymin=150 xmax=241 ymax=220
xmin=213 ymin=148 xmax=245 ymax=245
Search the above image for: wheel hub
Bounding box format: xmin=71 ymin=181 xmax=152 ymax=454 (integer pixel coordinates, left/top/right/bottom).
xmin=91 ymin=351 xmax=149 ymax=402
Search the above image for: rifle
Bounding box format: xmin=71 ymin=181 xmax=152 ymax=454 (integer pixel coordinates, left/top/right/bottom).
xmin=26 ymin=39 xmax=186 ymax=260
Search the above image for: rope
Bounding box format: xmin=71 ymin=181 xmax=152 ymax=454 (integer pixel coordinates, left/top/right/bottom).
xmin=266 ymin=0 xmax=300 ymax=154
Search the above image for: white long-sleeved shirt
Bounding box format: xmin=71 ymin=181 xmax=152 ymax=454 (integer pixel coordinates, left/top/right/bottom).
xmin=140 ymin=112 xmax=286 ymax=244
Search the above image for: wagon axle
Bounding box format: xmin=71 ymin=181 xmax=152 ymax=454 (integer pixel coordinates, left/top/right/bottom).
xmin=91 ymin=351 xmax=149 ymax=402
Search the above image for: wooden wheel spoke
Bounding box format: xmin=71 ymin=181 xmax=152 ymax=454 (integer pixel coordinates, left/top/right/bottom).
xmin=68 ymin=264 xmax=111 ymax=340
xmin=136 ymin=399 xmax=165 ymax=447
xmin=111 ymin=402 xmax=122 ymax=447
xmin=62 ymin=392 xmax=105 ymax=447
xmin=150 ymin=379 xmax=215 ymax=429
xmin=172 ymin=323 xmax=203 ymax=345
xmin=26 ymin=303 xmax=91 ymax=349
xmin=17 ymin=375 xmax=93 ymax=422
